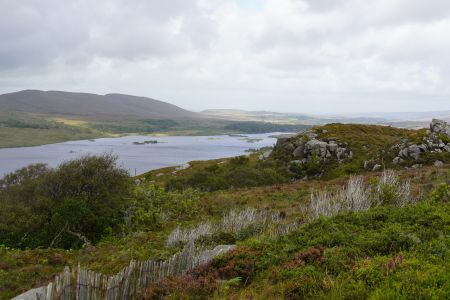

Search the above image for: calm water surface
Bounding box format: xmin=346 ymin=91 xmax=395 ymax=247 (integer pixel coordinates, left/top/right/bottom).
xmin=0 ymin=133 xmax=279 ymax=177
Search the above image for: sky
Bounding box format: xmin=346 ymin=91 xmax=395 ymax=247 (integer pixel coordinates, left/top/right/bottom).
xmin=1 ymin=0 xmax=450 ymax=113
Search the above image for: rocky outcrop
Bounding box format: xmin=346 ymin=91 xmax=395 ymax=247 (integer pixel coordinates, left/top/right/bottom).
xmin=430 ymin=118 xmax=450 ymax=136
xmin=281 ymin=136 xmax=351 ymax=163
xmin=272 ymin=130 xmax=352 ymax=177
xmin=392 ymin=119 xmax=450 ymax=163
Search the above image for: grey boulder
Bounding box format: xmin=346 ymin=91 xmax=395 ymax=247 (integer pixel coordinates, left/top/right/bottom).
xmin=373 ymin=164 xmax=382 ymax=172
xmin=292 ymin=144 xmax=305 ymax=158
xmin=434 ymin=160 xmax=444 ymax=167
xmin=430 ymin=118 xmax=450 ymax=136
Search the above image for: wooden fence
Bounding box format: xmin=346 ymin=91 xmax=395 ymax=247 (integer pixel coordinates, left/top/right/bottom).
xmin=14 ymin=243 xmax=235 ymax=300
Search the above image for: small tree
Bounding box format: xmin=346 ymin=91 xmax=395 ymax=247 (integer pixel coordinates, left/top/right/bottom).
xmin=0 ymin=154 xmax=132 ymax=249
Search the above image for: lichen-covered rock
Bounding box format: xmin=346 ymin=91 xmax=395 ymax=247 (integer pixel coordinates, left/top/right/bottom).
xmin=336 ymin=147 xmax=347 ymax=159
xmin=393 ymin=156 xmax=403 ymax=164
xmin=271 ymin=129 xmax=353 ymax=179
xmin=399 ymin=148 xmax=409 ymax=158
xmin=284 ymin=143 xmax=295 ymax=151
xmin=292 ymin=144 xmax=305 ymax=158
xmin=348 ymin=151 xmax=353 ymax=159
xmin=305 ymin=139 xmax=328 ymax=158
xmin=408 ymin=145 xmax=421 ymax=160
xmin=327 ymin=142 xmax=338 ymax=152
xmin=364 ymin=160 xmax=370 ymax=169
xmin=430 ymin=118 xmax=450 ymax=136
xmin=373 ymin=164 xmax=382 ymax=171
xmin=418 ymin=144 xmax=428 ymax=152
xmin=434 ymin=160 xmax=444 ymax=167
xmin=12 ymin=287 xmax=45 ymax=300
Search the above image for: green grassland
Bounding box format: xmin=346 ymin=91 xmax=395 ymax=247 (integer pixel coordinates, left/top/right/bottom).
xmin=1 ymin=163 xmax=449 ymax=299
xmin=0 ymin=111 xmax=310 ymax=148
xmin=1 ymin=123 xmax=450 ymax=299
xmin=0 ymin=111 xmax=105 ymax=148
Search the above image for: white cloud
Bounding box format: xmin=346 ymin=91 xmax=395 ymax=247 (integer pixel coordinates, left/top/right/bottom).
xmin=0 ymin=0 xmax=449 ymax=113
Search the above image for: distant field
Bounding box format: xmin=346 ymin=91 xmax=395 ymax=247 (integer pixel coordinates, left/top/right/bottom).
xmin=0 ymin=127 xmax=103 ymax=148
xmin=0 ymin=111 xmax=309 ymax=148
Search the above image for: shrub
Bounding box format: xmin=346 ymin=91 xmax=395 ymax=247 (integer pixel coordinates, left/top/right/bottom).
xmin=165 ymin=156 xmax=290 ymax=192
xmin=123 ymin=185 xmax=201 ymax=235
xmin=374 ymin=170 xmax=412 ymax=206
xmin=0 ymin=154 xmax=132 ymax=249
xmin=428 ymin=183 xmax=450 ymax=203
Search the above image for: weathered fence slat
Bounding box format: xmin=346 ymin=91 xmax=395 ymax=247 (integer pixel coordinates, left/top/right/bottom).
xmin=15 ymin=243 xmax=235 ymax=300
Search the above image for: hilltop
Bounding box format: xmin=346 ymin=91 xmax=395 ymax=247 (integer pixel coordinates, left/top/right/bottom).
xmin=0 ymin=90 xmax=200 ymax=120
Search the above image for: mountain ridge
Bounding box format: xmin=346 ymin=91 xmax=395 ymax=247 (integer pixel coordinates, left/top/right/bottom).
xmin=0 ymin=90 xmax=201 ymax=120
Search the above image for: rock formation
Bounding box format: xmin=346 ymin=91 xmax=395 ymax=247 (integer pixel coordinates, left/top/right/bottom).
xmin=392 ymin=119 xmax=450 ymax=163
xmin=272 ymin=129 xmax=352 ymax=178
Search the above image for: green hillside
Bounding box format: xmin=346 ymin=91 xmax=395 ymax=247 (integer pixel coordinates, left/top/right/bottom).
xmin=0 ymin=90 xmax=311 ymax=148
xmin=1 ymin=122 xmax=450 ymax=299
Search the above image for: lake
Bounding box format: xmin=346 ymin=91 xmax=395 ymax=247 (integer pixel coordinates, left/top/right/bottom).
xmin=0 ymin=133 xmax=279 ymax=177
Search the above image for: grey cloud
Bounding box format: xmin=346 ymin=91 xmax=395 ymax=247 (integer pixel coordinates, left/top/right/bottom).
xmin=0 ymin=0 xmax=217 ymax=69
xmin=0 ymin=0 xmax=450 ymax=113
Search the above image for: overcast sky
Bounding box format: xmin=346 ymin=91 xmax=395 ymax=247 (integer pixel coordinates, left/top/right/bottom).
xmin=1 ymin=0 xmax=450 ymax=113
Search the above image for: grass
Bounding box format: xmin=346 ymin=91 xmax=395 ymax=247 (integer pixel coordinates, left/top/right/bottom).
xmin=0 ymin=111 xmax=106 ymax=148
xmin=229 ymin=201 xmax=450 ymax=299
xmin=2 ymin=163 xmax=448 ymax=299
xmin=1 ymin=122 xmax=450 ymax=299
xmin=141 ymin=199 xmax=450 ymax=299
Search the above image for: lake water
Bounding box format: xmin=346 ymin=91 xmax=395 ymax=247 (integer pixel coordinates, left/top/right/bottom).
xmin=0 ymin=133 xmax=279 ymax=177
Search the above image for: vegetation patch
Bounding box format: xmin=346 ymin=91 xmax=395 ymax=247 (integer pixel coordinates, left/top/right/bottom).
xmin=164 ymin=155 xmax=290 ymax=192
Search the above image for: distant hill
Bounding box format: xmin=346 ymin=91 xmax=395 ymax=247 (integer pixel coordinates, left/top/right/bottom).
xmin=201 ymin=109 xmax=325 ymax=125
xmin=201 ymin=109 xmax=450 ymax=128
xmin=0 ymin=90 xmax=200 ymax=120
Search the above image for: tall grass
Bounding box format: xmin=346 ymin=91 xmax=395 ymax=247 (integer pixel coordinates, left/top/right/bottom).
xmin=374 ymin=170 xmax=412 ymax=207
xmin=167 ymin=207 xmax=290 ymax=248
xmin=310 ymin=170 xmax=415 ymax=219
xmin=310 ymin=176 xmax=371 ymax=219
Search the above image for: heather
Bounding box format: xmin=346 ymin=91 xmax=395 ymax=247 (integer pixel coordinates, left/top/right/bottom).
xmin=2 ymin=123 xmax=450 ymax=299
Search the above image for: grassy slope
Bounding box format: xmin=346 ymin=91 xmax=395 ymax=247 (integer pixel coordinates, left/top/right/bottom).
xmin=1 ymin=123 xmax=450 ymax=299
xmin=214 ymin=202 xmax=450 ymax=299
xmin=1 ymin=163 xmax=449 ymax=299
xmin=0 ymin=112 xmax=106 ymax=148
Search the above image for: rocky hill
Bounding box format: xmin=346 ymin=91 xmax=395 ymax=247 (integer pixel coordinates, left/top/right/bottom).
xmin=271 ymin=119 xmax=450 ymax=179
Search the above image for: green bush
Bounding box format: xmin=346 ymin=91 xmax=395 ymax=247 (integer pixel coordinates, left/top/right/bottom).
xmin=124 ymin=185 xmax=201 ymax=234
xmin=428 ymin=183 xmax=450 ymax=203
xmin=0 ymin=154 xmax=132 ymax=249
xmin=165 ymin=156 xmax=290 ymax=192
